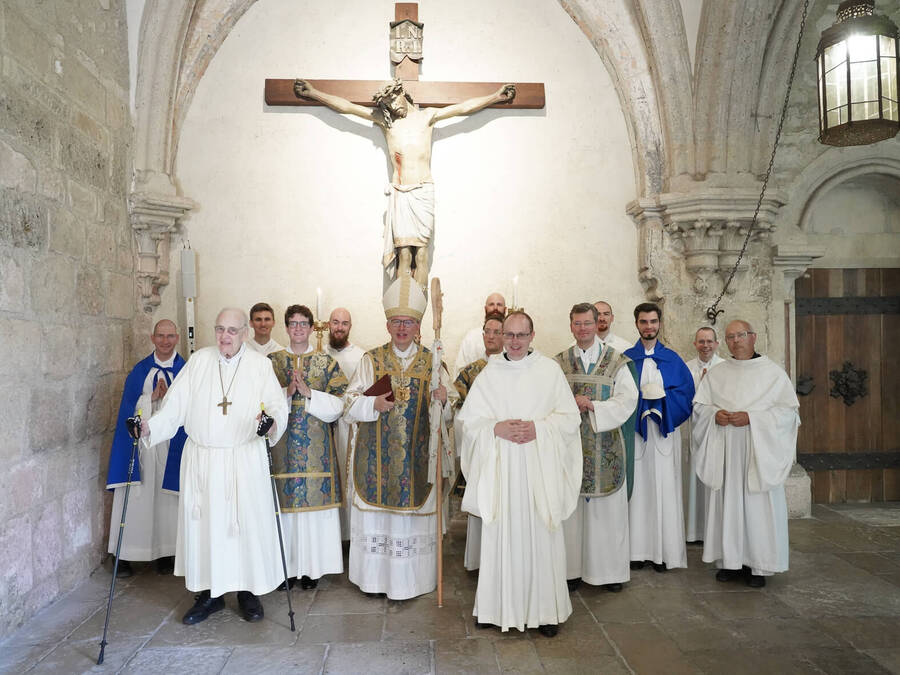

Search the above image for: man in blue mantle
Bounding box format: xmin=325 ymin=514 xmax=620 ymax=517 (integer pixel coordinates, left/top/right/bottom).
xmin=625 ymin=303 xmax=694 ymax=573
xmin=105 ymin=319 xmax=187 ymax=577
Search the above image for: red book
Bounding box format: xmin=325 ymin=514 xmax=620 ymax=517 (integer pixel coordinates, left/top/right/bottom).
xmin=364 ymin=373 xmax=394 ymax=402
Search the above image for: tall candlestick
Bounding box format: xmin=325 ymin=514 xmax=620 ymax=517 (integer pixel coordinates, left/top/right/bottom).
xmin=512 ymin=275 xmax=519 ymax=309
xmin=316 ymin=288 xmax=322 ymax=320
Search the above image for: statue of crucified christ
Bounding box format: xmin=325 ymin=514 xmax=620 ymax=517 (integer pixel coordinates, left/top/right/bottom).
xmin=294 ymin=78 xmax=516 ymax=287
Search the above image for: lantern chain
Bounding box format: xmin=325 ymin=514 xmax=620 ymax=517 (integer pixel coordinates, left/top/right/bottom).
xmin=706 ymin=0 xmax=811 ymax=324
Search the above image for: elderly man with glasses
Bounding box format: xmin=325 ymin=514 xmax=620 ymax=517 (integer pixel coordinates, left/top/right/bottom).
xmin=136 ymin=307 xmax=288 ymax=625
xmin=342 ymin=277 xmax=451 ymax=600
xmin=692 ymin=320 xmax=800 ymax=588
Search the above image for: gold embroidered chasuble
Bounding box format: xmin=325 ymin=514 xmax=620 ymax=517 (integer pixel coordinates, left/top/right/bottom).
xmin=353 ymin=343 xmax=436 ymax=511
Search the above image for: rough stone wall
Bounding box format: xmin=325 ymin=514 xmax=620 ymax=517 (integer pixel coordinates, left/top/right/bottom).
xmin=0 ymin=0 xmax=132 ymax=638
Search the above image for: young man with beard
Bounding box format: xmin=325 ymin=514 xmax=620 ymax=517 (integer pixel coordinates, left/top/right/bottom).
xmin=624 ymin=303 xmax=694 ymax=573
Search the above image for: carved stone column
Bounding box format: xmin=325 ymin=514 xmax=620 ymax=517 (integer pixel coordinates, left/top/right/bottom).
xmin=130 ymin=191 xmax=195 ymax=311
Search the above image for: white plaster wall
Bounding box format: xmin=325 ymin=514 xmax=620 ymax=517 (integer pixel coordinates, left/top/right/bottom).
xmin=678 ymin=0 xmax=703 ymax=73
xmin=165 ymin=0 xmax=643 ymax=358
xmin=806 ymin=175 xmax=900 ymax=268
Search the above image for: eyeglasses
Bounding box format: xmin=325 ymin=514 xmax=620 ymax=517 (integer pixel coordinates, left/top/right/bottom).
xmin=214 ymin=325 xmax=242 ymax=336
xmin=572 ymin=321 xmax=596 ymax=328
xmin=389 ymin=319 xmax=417 ymax=327
xmin=724 ymin=331 xmax=755 ymax=341
xmin=503 ymin=332 xmax=532 ymax=340
xmin=287 ymin=320 xmax=311 ymax=329
xmin=483 ymin=329 xmax=503 ymax=336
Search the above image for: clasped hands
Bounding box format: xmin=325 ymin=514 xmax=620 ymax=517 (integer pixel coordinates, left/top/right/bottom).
xmin=715 ymin=410 xmax=750 ymax=427
xmin=574 ymin=394 xmax=594 ymax=413
xmin=287 ymin=370 xmax=311 ymax=398
xmin=494 ymin=419 xmax=537 ymax=444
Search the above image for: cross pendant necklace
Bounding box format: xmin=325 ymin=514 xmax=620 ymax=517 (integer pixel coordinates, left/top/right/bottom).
xmin=217 ymin=359 xmax=241 ymax=415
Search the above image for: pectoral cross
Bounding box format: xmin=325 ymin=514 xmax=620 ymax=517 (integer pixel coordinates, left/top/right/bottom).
xmin=264 ymin=3 xmax=545 ymax=111
xmin=218 ymin=396 xmax=231 ymax=415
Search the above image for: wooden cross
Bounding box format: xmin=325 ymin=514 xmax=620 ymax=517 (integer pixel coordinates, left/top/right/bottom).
xmin=264 ymin=3 xmax=545 ymax=110
xmin=217 ymin=396 xmax=231 ymax=415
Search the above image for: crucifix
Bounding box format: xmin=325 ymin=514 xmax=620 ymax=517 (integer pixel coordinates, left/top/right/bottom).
xmin=217 ymin=396 xmax=231 ymax=415
xmin=265 ymin=3 xmax=545 ymax=288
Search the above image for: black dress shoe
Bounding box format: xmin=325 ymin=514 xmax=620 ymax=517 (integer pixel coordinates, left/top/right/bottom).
xmin=603 ymin=583 xmax=623 ymax=593
xmin=277 ymin=577 xmax=296 ymax=591
xmin=715 ymin=568 xmax=743 ymax=582
xmin=538 ymin=624 xmax=559 ymax=638
xmin=182 ymin=591 xmax=225 ymax=625
xmin=155 ymin=556 xmax=175 ymax=575
xmin=746 ymin=574 xmax=766 ymax=588
xmin=114 ymin=559 xmax=133 ymax=578
xmin=237 ymin=591 xmax=264 ymax=622
xmin=566 ymin=578 xmax=582 ymax=592
xmin=652 ymin=562 xmax=667 ymax=573
xmin=474 ymin=621 xmax=493 ymax=629
xmin=629 ymin=561 xmax=645 ymax=570
xmin=299 ymin=575 xmax=318 ymax=590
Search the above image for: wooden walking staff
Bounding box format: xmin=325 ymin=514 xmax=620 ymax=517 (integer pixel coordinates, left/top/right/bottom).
xmin=429 ymin=277 xmax=446 ymax=607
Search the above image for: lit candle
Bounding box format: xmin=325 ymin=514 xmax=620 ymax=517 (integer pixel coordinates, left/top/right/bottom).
xmin=512 ymin=275 xmax=519 ymax=309
xmin=316 ymin=288 xmax=322 ymax=320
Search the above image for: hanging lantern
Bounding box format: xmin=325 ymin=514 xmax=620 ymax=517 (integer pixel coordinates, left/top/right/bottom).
xmin=816 ymin=0 xmax=899 ymax=146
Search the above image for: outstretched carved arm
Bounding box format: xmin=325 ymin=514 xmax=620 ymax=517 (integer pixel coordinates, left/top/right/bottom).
xmin=293 ymin=79 xmax=375 ymax=121
xmin=431 ymin=84 xmax=516 ymax=124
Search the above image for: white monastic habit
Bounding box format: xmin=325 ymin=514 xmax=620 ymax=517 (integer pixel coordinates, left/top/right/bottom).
xmin=683 ymin=353 xmax=725 ymax=542
xmin=246 ymin=337 xmax=285 ymax=356
xmin=280 ymin=344 xmax=345 ymax=580
xmin=600 ymin=333 xmax=634 ymax=354
xmin=459 ymin=351 xmax=582 ymax=632
xmin=693 ymin=356 xmax=799 ymax=576
xmin=454 ymin=326 xmax=487 ymax=376
xmin=146 ymin=344 xmax=289 ymax=596
xmin=629 ymin=349 xmax=688 ymax=569
xmin=107 ymin=354 xmax=178 ymax=560
xmin=561 ymin=337 xmax=639 ymax=586
xmin=326 ymin=341 xmax=366 ymax=539
xmin=344 ymin=341 xmax=452 ymax=600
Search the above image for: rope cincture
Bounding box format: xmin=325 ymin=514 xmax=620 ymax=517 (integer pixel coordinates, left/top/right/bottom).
xmin=706 ymin=0 xmax=811 ymax=324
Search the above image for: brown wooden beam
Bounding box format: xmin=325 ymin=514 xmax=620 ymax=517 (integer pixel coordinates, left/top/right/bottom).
xmin=265 ymin=79 xmax=545 ymax=109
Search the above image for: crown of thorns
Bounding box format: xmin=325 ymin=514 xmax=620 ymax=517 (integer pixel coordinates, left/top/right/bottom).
xmin=373 ymin=79 xmax=413 ymax=105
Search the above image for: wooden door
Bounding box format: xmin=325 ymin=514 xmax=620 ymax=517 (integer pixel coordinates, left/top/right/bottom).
xmin=794 ymin=268 xmax=900 ymax=503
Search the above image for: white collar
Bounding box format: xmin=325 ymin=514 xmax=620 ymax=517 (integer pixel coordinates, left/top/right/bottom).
xmin=153 ymin=353 xmax=176 ymax=367
xmin=219 ymin=342 xmax=246 ymax=365
xmin=392 ymin=342 xmax=417 ymax=359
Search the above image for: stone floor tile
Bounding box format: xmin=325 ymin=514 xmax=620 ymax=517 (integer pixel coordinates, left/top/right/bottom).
xmin=27 ymin=637 xmax=145 ymax=674
xmin=700 ymin=588 xmax=798 ymax=620
xmin=835 ymin=551 xmax=900 ymax=576
xmin=147 ymin=594 xmax=299 ymax=647
xmin=580 ymin=584 xmax=653 ymax=623
xmin=729 ymin=616 xmax=840 ymax=650
xmin=631 ymin=587 xmax=717 ymax=622
xmin=494 ymin=638 xmax=545 ymax=674
xmin=865 ymin=648 xmax=900 ymax=675
xmin=307 ymin=583 xmax=387 ymax=615
xmin=323 ymin=640 xmax=431 ymax=674
xmin=656 ymin=615 xmax=742 ymax=652
xmin=688 ymin=648 xmax=820 ymax=675
xmin=66 ymin=582 xmax=183 ymax=642
xmin=798 ymin=646 xmax=894 ymax=674
xmin=121 ymin=646 xmax=232 ymax=674
xmin=814 ymin=616 xmax=900 ymax=650
xmin=220 ymin=644 xmax=327 ymax=674
xmin=604 ymin=622 xmax=698 ymax=674
xmin=383 ymin=596 xmax=468 ymax=641
xmin=540 ymin=654 xmax=630 ymax=675
xmin=297 ymin=612 xmax=384 ymax=644
xmin=530 ymin=601 xmax=612 ymax=659
xmin=434 ymin=637 xmax=500 ymax=673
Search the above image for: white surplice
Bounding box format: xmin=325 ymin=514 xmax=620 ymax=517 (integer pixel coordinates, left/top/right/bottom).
xmin=628 ymin=351 xmax=688 ymax=569
xmin=454 ymin=326 xmax=486 ymax=377
xmin=246 ymin=337 xmax=285 ymax=356
xmin=599 ymin=332 xmax=634 ymax=354
xmin=459 ymin=351 xmax=582 ymax=631
xmin=343 ymin=342 xmax=451 ymax=600
xmin=146 ymin=344 xmax=288 ymax=596
xmin=562 ymin=338 xmax=638 ymax=586
xmin=107 ymin=354 xmax=179 ymax=560
xmin=683 ymin=353 xmax=725 ymax=542
xmin=326 ymin=341 xmax=366 ymax=541
xmin=280 ymin=344 xmax=345 ymax=580
xmin=692 ymin=356 xmax=799 ymax=576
